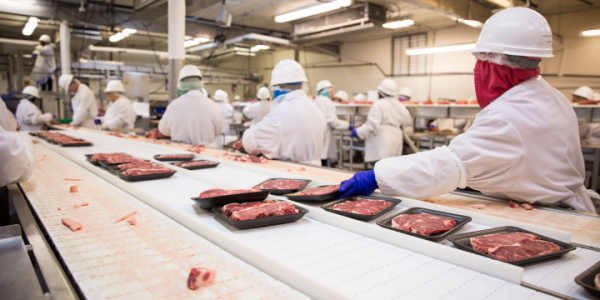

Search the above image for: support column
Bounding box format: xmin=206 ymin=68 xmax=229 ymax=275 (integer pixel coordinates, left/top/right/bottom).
xmin=15 ymin=52 xmax=24 ymax=91
xmin=168 ymin=0 xmax=185 ymax=103
xmin=60 ymin=20 xmax=71 ymax=118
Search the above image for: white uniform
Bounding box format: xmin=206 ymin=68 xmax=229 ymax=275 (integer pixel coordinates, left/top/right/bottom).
xmin=16 ymin=99 xmax=51 ymax=131
xmin=70 ymin=84 xmax=98 ymax=128
xmin=0 ymin=125 xmax=35 ymax=186
xmin=243 ymin=100 xmax=271 ymax=125
xmin=242 ymin=90 xmax=326 ymax=166
xmin=31 ymin=45 xmax=56 ymax=83
xmin=375 ymin=76 xmax=596 ymax=213
xmin=0 ymin=100 xmax=18 ymax=132
xmin=158 ymin=90 xmax=223 ymax=147
xmin=356 ymin=97 xmax=412 ymax=162
xmin=103 ymin=95 xmax=136 ymax=130
xmin=216 ymin=102 xmax=234 ymax=135
xmin=314 ymin=95 xmax=349 ymax=161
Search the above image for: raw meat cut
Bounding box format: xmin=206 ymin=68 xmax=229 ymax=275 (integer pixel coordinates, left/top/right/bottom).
xmin=509 ymin=201 xmax=519 ymax=208
xmin=579 ymin=100 xmax=599 ymax=105
xmin=174 ymin=161 xmax=216 ymax=168
xmin=62 ymin=218 xmax=82 ymax=231
xmin=70 ymin=185 xmax=78 ymax=193
xmin=198 ymin=188 xmax=261 ymax=198
xmin=105 ymin=155 xmax=142 ymax=164
xmin=64 ymin=178 xmax=83 ymax=181
xmin=115 ymin=209 xmax=137 ymax=223
xmin=232 ymin=140 xmax=243 ymax=150
xmin=487 ymin=238 xmax=560 ymax=261
xmin=456 ymin=100 xmax=468 ymax=105
xmin=129 ymin=217 xmax=137 ymax=225
xmin=224 ymin=200 xmax=298 ymax=221
xmin=391 ymin=213 xmax=456 ymax=235
xmin=61 ymin=140 xmax=90 ymax=145
xmin=81 ymin=202 xmax=89 ymax=206
xmin=187 ymin=267 xmax=216 ymax=290
xmin=185 ymin=145 xmax=206 ymax=154
xmin=333 ymin=198 xmax=392 ymax=215
xmin=470 ymin=232 xmax=540 ymax=254
xmin=260 ymin=180 xmax=306 ymax=190
xmin=121 ymin=167 xmax=172 ymax=176
xmin=145 ymin=129 xmax=168 ymax=139
xmin=297 ymin=185 xmax=339 ymax=196
xmin=117 ymin=161 xmax=155 ymax=170
xmin=224 ymin=154 xmax=268 ymax=163
xmin=595 ymin=273 xmax=600 ymax=290
xmin=90 ymin=153 xmax=128 ymax=162
xmin=157 ymin=154 xmax=193 ymax=159
xmin=470 ymin=204 xmax=487 ymax=210
xmin=222 ymin=201 xmax=272 ymax=217
xmin=74 ymin=204 xmax=80 ymax=209
xmin=521 ymin=203 xmax=534 ymax=210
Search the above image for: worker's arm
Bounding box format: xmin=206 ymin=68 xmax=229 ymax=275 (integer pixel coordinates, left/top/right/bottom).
xmin=400 ymin=105 xmax=414 ymax=133
xmin=157 ymin=107 xmax=171 ymax=137
xmin=242 ymin=113 xmax=281 ymax=157
xmin=39 ymin=45 xmax=54 ymax=57
xmin=355 ymin=103 xmax=382 ymax=139
xmin=0 ymin=127 xmax=35 ymax=186
xmin=326 ymin=103 xmax=349 ymax=130
xmin=104 ymin=101 xmax=129 ymax=130
xmin=243 ymin=103 xmax=255 ymax=119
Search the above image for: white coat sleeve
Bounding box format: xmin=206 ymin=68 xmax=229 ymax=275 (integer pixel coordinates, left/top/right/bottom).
xmin=157 ymin=107 xmax=171 ymax=137
xmin=243 ymin=103 xmax=255 ymax=119
xmin=326 ymin=105 xmax=349 ymax=130
xmin=0 ymin=101 xmax=18 ymax=132
xmin=0 ymin=127 xmax=35 ymax=186
xmin=104 ymin=102 xmax=130 ymax=130
xmin=355 ymin=103 xmax=382 ymax=140
xmin=242 ymin=113 xmax=281 ymax=157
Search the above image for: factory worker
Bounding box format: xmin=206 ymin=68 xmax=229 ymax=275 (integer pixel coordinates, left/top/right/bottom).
xmin=0 ymin=125 xmax=35 ymax=187
xmin=398 ymin=87 xmax=412 ymax=101
xmin=315 ymin=80 xmax=353 ymax=166
xmin=16 ymin=86 xmax=54 ymax=131
xmin=158 ymin=65 xmax=223 ymax=146
xmin=242 ymin=59 xmax=326 ymax=166
xmin=337 ymin=8 xmax=596 ymax=213
xmin=0 ymin=98 xmax=19 ymax=132
xmin=572 ymin=86 xmax=595 ymax=104
xmin=350 ymin=79 xmax=412 ymax=163
xmin=101 ymin=80 xmax=135 ymax=130
xmin=58 ymin=75 xmax=98 ymax=129
xmin=332 ymin=90 xmax=348 ymax=103
xmin=214 ymin=89 xmax=234 ymax=136
xmin=243 ymin=87 xmax=271 ymax=125
xmin=31 ymin=35 xmax=56 ymax=91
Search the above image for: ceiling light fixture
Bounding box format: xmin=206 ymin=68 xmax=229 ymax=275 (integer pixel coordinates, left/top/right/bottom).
xmin=450 ymin=17 xmax=483 ymax=28
xmin=581 ymin=29 xmax=600 ymax=37
xmin=382 ymin=19 xmax=414 ymax=29
xmin=406 ymin=43 xmax=476 ymax=55
xmin=184 ymin=37 xmax=211 ymax=48
xmin=22 ymin=17 xmax=39 ymax=36
xmin=254 ymin=45 xmax=270 ymax=50
xmin=487 ymin=0 xmax=512 ymax=8
xmin=275 ymin=0 xmax=352 ymax=23
xmin=109 ymin=28 xmax=137 ymax=43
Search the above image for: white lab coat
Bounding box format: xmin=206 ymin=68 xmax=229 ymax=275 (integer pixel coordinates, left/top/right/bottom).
xmin=30 ymin=44 xmax=56 ymax=83
xmin=243 ymin=100 xmax=271 ymax=125
xmin=242 ymin=90 xmax=327 ymax=166
xmin=355 ymin=97 xmax=413 ymax=162
xmin=103 ymin=95 xmax=136 ymax=130
xmin=70 ymin=84 xmax=98 ymax=129
xmin=158 ymin=90 xmax=223 ymax=147
xmin=0 ymin=100 xmax=18 ymax=132
xmin=16 ymin=99 xmax=52 ymax=131
xmin=374 ymin=76 xmax=596 ymax=213
xmin=0 ymin=125 xmax=34 ymax=186
xmin=216 ymin=101 xmax=234 ymax=135
xmin=314 ymin=95 xmax=349 ymax=161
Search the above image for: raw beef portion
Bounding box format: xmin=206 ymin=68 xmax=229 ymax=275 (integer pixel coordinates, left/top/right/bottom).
xmin=185 ymin=145 xmax=206 ymax=154
xmin=222 ymin=201 xmax=276 ymax=217
xmin=91 ymin=153 xmax=128 ymax=162
xmin=488 ymin=239 xmax=560 ymax=261
xmin=232 ymin=140 xmax=243 ymax=150
xmin=121 ymin=167 xmax=172 ymax=176
xmin=157 ymin=154 xmax=193 ymax=159
xmin=187 ymin=267 xmax=216 ymax=290
xmin=470 ymin=232 xmax=540 ymax=254
xmin=174 ymin=161 xmax=216 ymax=168
xmin=61 ymin=140 xmax=90 ymax=145
xmin=509 ymin=201 xmax=520 ymax=208
xmin=580 ymin=100 xmax=599 ymax=105
xmin=229 ymin=201 xmax=298 ymax=221
xmin=106 ymin=156 xmax=142 ymax=164
xmin=117 ymin=161 xmax=155 ymax=170
xmin=595 ymin=273 xmax=600 ymax=290
xmin=333 ymin=198 xmax=392 ymax=215
xmin=145 ymin=129 xmax=168 ymax=139
xmin=260 ymin=179 xmax=305 ymax=190
xmin=391 ymin=213 xmax=456 ymax=235
xmin=62 ymin=218 xmax=82 ymax=231
xmin=199 ymin=188 xmax=261 ymax=199
xmin=115 ymin=209 xmax=138 ymax=223
xmin=297 ymin=185 xmax=339 ymax=196
xmin=521 ymin=203 xmax=534 ymax=210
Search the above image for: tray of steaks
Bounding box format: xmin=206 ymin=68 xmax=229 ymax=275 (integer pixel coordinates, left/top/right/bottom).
xmin=377 ymin=207 xmax=471 ymax=242
xmin=117 ymin=166 xmax=176 ymax=182
xmin=85 ymin=153 xmax=131 ymax=166
xmin=575 ymin=260 xmax=600 ymax=297
xmin=106 ymin=160 xmax=156 ymax=174
xmin=154 ymin=154 xmax=195 ymax=161
xmin=170 ymin=160 xmax=219 ymax=170
xmin=98 ymin=155 xmax=146 ymax=166
xmin=322 ymin=196 xmax=401 ymax=221
xmin=284 ymin=185 xmax=340 ymax=202
xmin=253 ymin=178 xmax=312 ymax=195
xmin=212 ymin=200 xmax=308 ymax=230
xmin=447 ymin=226 xmax=576 ymax=265
xmin=60 ymin=140 xmax=92 ymax=147
xmin=191 ymin=188 xmax=270 ymax=209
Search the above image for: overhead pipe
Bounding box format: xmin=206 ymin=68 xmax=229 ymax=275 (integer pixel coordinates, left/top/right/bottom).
xmin=60 ymin=20 xmax=71 ymax=118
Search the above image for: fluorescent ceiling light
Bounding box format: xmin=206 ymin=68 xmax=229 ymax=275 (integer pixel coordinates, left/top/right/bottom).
xmin=109 ymin=32 xmax=128 ymax=42
xmin=22 ymin=17 xmax=39 ymax=36
xmin=487 ymin=0 xmax=511 ymax=8
xmin=450 ymin=17 xmax=483 ymax=28
xmin=406 ymin=43 xmax=476 ymax=55
xmin=382 ymin=19 xmax=414 ymax=29
xmin=122 ymin=28 xmax=137 ymax=35
xmin=275 ymin=0 xmax=351 ymax=23
xmin=184 ymin=37 xmax=211 ymax=48
xmin=250 ymin=47 xmax=260 ymax=52
xmin=582 ymin=29 xmax=600 ymax=37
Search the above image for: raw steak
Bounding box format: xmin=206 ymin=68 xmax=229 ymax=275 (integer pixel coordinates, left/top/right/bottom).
xmin=106 ymin=156 xmax=142 ymax=164
xmin=199 ymin=188 xmax=261 ymax=199
xmin=297 ymin=185 xmax=339 ymax=196
xmin=488 ymin=238 xmax=560 ymax=261
xmin=145 ymin=129 xmax=168 ymax=139
xmin=157 ymin=154 xmax=193 ymax=159
xmin=174 ymin=161 xmax=216 ymax=168
xmin=391 ymin=213 xmax=456 ymax=235
xmin=595 ymin=273 xmax=600 ymax=290
xmin=222 ymin=201 xmax=276 ymax=217
xmin=470 ymin=232 xmax=540 ymax=254
xmin=117 ymin=161 xmax=155 ymax=170
xmin=187 ymin=267 xmax=216 ymax=290
xmin=333 ymin=198 xmax=391 ymax=215
xmin=509 ymin=201 xmax=520 ymax=208
xmin=227 ymin=201 xmax=298 ymax=221
xmin=62 ymin=218 xmax=82 ymax=231
xmin=91 ymin=153 xmax=128 ymax=162
xmin=232 ymin=140 xmax=243 ymax=150
xmin=185 ymin=145 xmax=206 ymax=154
xmin=121 ymin=167 xmax=172 ymax=176
xmin=260 ymin=180 xmax=305 ymax=190
xmin=521 ymin=203 xmax=534 ymax=210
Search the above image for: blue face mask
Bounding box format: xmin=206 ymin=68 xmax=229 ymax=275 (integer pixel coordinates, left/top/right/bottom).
xmin=318 ymin=89 xmax=330 ymax=99
xmin=273 ymin=90 xmax=289 ymax=100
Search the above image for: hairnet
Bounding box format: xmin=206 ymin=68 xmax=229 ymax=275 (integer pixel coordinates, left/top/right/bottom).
xmin=472 ymin=53 xmax=521 ymax=69
xmin=178 ymin=77 xmax=204 ymax=91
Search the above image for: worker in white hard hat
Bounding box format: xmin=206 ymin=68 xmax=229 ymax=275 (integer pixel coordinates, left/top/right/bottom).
xmin=314 ymin=80 xmax=353 ymax=166
xmin=158 ymin=65 xmax=223 ymax=146
xmin=337 ymin=7 xmax=596 ymax=213
xmin=31 ymin=35 xmax=56 ymax=91
xmin=573 ymin=86 xmax=595 ymax=104
xmin=350 ymin=78 xmax=412 ymax=164
xmin=332 ymin=90 xmax=348 ymax=103
xmin=16 ymin=86 xmax=54 ymax=131
xmin=101 ymin=80 xmax=135 ymax=130
xmin=398 ymin=87 xmax=412 ymax=102
xmin=242 ymin=59 xmax=326 ymax=166
xmin=243 ymin=87 xmax=271 ymax=126
xmin=354 ymin=93 xmax=365 ymax=102
xmin=0 ymin=98 xmax=19 ymax=132
xmin=0 ymin=123 xmax=34 ymax=186
xmin=213 ymin=89 xmax=234 ymax=136
xmin=58 ymin=74 xmax=98 ymax=129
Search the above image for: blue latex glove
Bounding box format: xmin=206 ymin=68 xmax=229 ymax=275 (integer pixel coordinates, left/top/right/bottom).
xmin=94 ymin=118 xmax=102 ymax=125
xmin=336 ymin=170 xmax=379 ymax=200
xmin=348 ymin=125 xmax=355 ymax=131
xmin=350 ymin=129 xmax=357 ymax=137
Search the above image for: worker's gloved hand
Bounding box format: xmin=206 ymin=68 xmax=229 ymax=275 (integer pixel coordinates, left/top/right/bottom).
xmin=350 ymin=129 xmax=358 ymax=138
xmin=348 ymin=125 xmax=355 ymax=131
xmin=336 ymin=170 xmax=379 ymax=200
xmin=94 ymin=119 xmax=102 ymax=125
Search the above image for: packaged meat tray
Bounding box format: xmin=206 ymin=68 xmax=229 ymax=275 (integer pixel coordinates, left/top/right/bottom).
xmin=106 ymin=161 xmax=155 ymax=174
xmin=191 ymin=189 xmax=270 ymax=209
xmin=117 ymin=168 xmax=176 ymax=182
xmin=154 ymin=154 xmax=195 ymax=161
xmin=322 ymin=196 xmax=401 ymax=221
xmin=447 ymin=226 xmax=576 ymax=266
xmin=60 ymin=140 xmax=93 ymax=147
xmin=253 ymin=178 xmax=311 ymax=195
xmin=377 ymin=207 xmax=471 ymax=242
xmin=212 ymin=202 xmax=308 ymax=230
xmin=170 ymin=160 xmax=219 ymax=170
xmin=575 ymin=260 xmax=600 ymax=297
xmin=84 ymin=154 xmax=102 ymax=166
xmin=285 ymin=185 xmax=340 ymax=202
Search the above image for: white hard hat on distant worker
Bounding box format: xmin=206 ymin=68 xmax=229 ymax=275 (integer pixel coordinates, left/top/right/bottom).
xmin=573 ymin=86 xmax=594 ymax=100
xmin=234 ymin=95 xmax=240 ymax=101
xmin=22 ymin=86 xmax=40 ymax=98
xmin=378 ymin=79 xmax=398 ymax=97
xmin=39 ymin=34 xmax=51 ymax=43
xmin=334 ymin=90 xmax=348 ymax=102
xmin=257 ymin=87 xmax=270 ymax=100
xmin=316 ymin=80 xmax=333 ymax=93
xmin=399 ymin=87 xmax=412 ymax=98
xmin=270 ymin=59 xmax=307 ymax=87
xmin=105 ymin=80 xmax=125 ymax=93
xmin=354 ymin=93 xmax=366 ymax=101
xmin=213 ymin=89 xmax=228 ymax=102
xmin=179 ymin=65 xmax=202 ymax=81
xmin=58 ymin=74 xmax=74 ymax=90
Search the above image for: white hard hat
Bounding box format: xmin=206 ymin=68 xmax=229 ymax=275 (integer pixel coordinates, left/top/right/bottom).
xmin=316 ymin=80 xmax=333 ymax=93
xmin=58 ymin=74 xmax=74 ymax=90
xmin=39 ymin=34 xmax=51 ymax=43
xmin=594 ymin=93 xmax=600 ymax=101
xmin=178 ymin=65 xmax=202 ymax=82
xmin=574 ymin=86 xmax=594 ymax=100
xmin=354 ymin=93 xmax=366 ymax=101
xmin=377 ymin=79 xmax=398 ymax=97
xmin=214 ymin=89 xmax=228 ymax=102
xmin=399 ymin=87 xmax=412 ymax=98
xmin=468 ymin=7 xmax=553 ymax=58
xmin=105 ymin=80 xmax=125 ymax=93
xmin=270 ymin=59 xmax=307 ymax=87
xmin=234 ymin=95 xmax=240 ymax=101
xmin=22 ymin=86 xmax=40 ymax=98
xmin=334 ymin=90 xmax=348 ymax=102
xmin=257 ymin=87 xmax=270 ymax=100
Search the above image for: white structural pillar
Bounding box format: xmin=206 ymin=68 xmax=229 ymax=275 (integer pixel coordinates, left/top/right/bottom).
xmin=59 ymin=20 xmax=71 ymax=118
xmin=168 ymin=0 xmax=185 ymax=102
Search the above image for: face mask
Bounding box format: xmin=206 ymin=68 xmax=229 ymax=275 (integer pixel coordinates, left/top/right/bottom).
xmin=318 ymin=89 xmax=330 ymax=99
xmin=177 ymin=89 xmax=187 ymax=97
xmin=474 ymin=60 xmax=540 ymax=109
xmin=273 ymin=90 xmax=289 ymax=99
